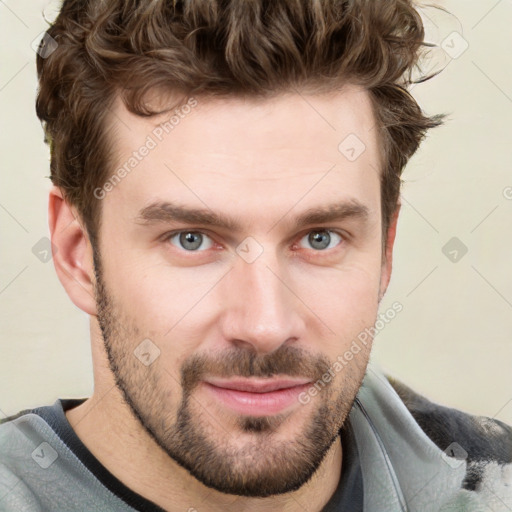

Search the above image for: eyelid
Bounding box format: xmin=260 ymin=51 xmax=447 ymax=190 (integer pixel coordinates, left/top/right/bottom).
xmin=161 ymin=228 xmax=215 ymax=241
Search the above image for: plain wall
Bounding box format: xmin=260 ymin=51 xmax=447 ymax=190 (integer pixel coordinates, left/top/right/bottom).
xmin=1 ymin=0 xmax=511 ymax=424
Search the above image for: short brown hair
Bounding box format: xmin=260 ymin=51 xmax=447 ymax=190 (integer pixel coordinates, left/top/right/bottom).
xmin=36 ymin=0 xmax=447 ymax=249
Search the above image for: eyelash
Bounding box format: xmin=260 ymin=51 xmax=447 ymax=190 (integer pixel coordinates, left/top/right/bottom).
xmin=161 ymin=228 xmax=346 ymax=255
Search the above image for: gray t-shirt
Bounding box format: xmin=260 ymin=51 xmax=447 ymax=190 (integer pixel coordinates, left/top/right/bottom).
xmin=0 ymin=398 xmax=363 ymax=511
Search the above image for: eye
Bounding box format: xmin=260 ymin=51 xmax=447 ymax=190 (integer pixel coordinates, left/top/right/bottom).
xmin=297 ymin=230 xmax=343 ymax=251
xmin=168 ymin=231 xmax=214 ymax=251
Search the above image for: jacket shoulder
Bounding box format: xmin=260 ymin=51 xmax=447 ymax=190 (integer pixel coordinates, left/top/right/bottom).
xmin=386 ymin=376 xmax=512 ymax=466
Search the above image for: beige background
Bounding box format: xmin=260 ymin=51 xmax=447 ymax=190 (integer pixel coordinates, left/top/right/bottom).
xmin=1 ymin=1 xmax=511 ymax=424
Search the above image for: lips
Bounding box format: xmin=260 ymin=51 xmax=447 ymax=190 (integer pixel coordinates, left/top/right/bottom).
xmin=204 ymin=377 xmax=312 ymax=393
xmin=201 ymin=377 xmax=312 ymax=416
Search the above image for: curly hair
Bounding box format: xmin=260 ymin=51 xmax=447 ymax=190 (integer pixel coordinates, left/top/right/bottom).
xmin=36 ymin=0 xmax=447 ymax=249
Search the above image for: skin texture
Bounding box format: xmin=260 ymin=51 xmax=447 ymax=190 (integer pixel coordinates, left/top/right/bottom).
xmin=50 ymin=84 xmax=399 ymax=511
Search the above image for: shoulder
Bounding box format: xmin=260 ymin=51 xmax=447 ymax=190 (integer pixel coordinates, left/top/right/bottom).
xmin=386 ymin=376 xmax=512 ymax=465
xmin=387 ymin=376 xmax=512 ymax=493
xmin=0 ymin=410 xmax=46 ymax=511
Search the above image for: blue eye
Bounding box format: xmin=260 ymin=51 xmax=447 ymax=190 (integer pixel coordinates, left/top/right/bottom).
xmin=168 ymin=231 xmax=214 ymax=251
xmin=298 ymin=230 xmax=343 ymax=251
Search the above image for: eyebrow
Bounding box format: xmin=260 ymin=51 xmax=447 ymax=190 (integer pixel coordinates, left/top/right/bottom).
xmin=135 ymin=200 xmax=369 ymax=233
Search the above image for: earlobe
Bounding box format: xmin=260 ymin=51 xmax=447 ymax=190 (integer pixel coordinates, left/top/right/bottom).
xmin=379 ymin=204 xmax=401 ymax=301
xmin=48 ymin=186 xmax=97 ymax=316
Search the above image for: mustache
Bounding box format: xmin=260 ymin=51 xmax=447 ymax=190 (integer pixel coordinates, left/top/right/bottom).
xmin=180 ymin=345 xmax=332 ymax=392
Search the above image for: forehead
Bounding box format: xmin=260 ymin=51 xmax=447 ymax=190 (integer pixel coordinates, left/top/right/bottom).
xmin=102 ymin=86 xmax=382 ymax=229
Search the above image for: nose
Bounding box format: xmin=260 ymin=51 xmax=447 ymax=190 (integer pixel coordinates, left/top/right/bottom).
xmin=218 ymin=250 xmax=306 ymax=355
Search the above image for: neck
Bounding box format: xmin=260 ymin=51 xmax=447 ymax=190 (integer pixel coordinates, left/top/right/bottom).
xmin=66 ymin=391 xmax=342 ymax=512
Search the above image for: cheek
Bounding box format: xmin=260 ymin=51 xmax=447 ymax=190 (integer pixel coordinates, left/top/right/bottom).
xmin=105 ymin=247 xmax=211 ymax=314
xmin=291 ymin=263 xmax=381 ymax=364
xmin=293 ymin=262 xmax=381 ymax=319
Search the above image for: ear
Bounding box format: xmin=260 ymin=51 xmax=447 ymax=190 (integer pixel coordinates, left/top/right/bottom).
xmin=379 ymin=204 xmax=401 ymax=301
xmin=48 ymin=186 xmax=97 ymax=315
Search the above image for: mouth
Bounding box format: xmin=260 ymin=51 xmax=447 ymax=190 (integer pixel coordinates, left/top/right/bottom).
xmin=201 ymin=377 xmax=312 ymax=416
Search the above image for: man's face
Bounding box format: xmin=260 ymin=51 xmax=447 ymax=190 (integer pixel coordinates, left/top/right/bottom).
xmin=93 ymin=85 xmax=388 ymax=497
